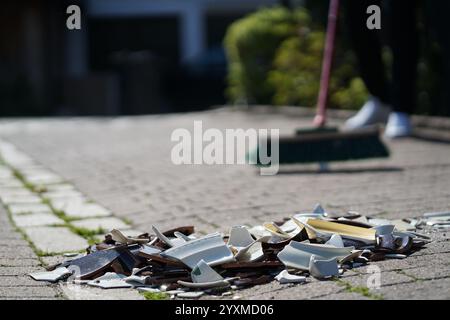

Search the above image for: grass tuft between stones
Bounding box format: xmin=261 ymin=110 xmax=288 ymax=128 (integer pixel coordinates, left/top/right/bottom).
xmin=12 ymin=169 xmax=39 ymax=193
xmin=335 ymin=279 xmax=384 ymax=300
xmin=141 ymin=292 xmax=169 ymax=300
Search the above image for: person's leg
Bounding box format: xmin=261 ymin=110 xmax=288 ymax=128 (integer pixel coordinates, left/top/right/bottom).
xmin=343 ymin=0 xmax=392 ymax=129
xmin=389 ymin=0 xmax=418 ymax=114
xmin=384 ymin=0 xmax=419 ymax=137
xmin=426 ymin=0 xmax=450 ymax=116
xmin=343 ymin=0 xmax=390 ymax=103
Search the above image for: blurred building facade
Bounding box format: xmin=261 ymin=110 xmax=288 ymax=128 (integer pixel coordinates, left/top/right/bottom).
xmin=0 ymin=0 xmax=278 ymax=116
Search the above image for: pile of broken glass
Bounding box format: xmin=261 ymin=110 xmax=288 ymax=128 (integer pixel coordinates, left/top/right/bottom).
xmin=30 ymin=204 xmax=444 ymax=298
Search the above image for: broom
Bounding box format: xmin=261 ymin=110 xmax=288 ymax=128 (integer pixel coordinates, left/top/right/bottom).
xmin=252 ymin=0 xmax=389 ymax=165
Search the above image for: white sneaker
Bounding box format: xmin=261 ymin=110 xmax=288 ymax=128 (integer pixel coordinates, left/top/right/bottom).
xmin=345 ymin=97 xmax=391 ymax=130
xmin=384 ymin=112 xmax=412 ymax=138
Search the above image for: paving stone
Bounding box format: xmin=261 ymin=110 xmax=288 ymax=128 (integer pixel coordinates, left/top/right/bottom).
xmin=0 ymin=246 xmax=37 ymax=258
xmin=44 ymin=184 xmax=76 ymax=192
xmin=374 ymin=252 xmax=450 ymax=272
xmin=71 ymin=217 xmax=130 ymax=232
xmin=0 ymin=234 xmax=25 ymax=241
xmin=0 ymin=286 xmax=59 ymax=298
xmin=239 ymin=278 xmax=344 ymax=300
xmin=42 ymin=190 xmax=84 ymax=201
xmin=23 ymin=227 xmax=88 ymax=253
xmin=23 ymin=172 xmax=64 ymax=185
xmin=12 ymin=213 xmax=64 ymax=227
xmin=0 ymin=276 xmax=49 ymax=287
xmin=7 ymin=203 xmax=53 ymax=215
xmin=40 ymin=255 xmax=67 ymax=268
xmin=60 ymin=283 xmax=144 ymax=300
xmin=315 ymin=292 xmax=370 ymax=300
xmin=0 ymin=187 xmax=34 ymax=198
xmin=0 ymin=258 xmax=41 ymax=267
xmin=0 ymin=167 xmax=13 ymax=179
xmin=2 ymin=296 xmax=59 ymax=300
xmin=51 ymin=196 xmax=88 ymax=212
xmin=0 ymin=266 xmax=43 ymax=276
xmin=342 ymin=269 xmax=412 ymax=289
xmin=0 ymin=239 xmax=31 ymax=247
xmin=0 ymin=179 xmax=23 ymax=188
xmin=401 ymin=264 xmax=450 ymax=281
xmin=378 ymin=278 xmax=450 ymax=300
xmin=58 ymin=201 xmax=111 ymax=218
xmin=0 ymin=194 xmax=43 ymax=205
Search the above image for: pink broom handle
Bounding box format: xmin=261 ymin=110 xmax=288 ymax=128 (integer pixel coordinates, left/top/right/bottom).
xmin=313 ymin=0 xmax=340 ymax=127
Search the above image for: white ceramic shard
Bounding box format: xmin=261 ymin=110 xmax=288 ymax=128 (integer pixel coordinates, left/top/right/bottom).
xmin=423 ymin=211 xmax=450 ymax=218
xmin=137 ymin=287 xmax=161 ymax=293
xmin=313 ymin=204 xmax=326 ymax=215
xmin=87 ymin=272 xmax=137 ymax=289
xmin=372 ymin=224 xmax=395 ymax=236
xmin=177 ymin=291 xmax=204 ymax=299
xmin=277 ymin=241 xmax=353 ymax=270
xmin=124 ymin=275 xmax=149 ymax=285
xmin=291 ymin=217 xmax=328 ymax=241
xmin=263 ymin=222 xmax=291 ymax=239
xmin=309 ymin=255 xmax=340 ymax=279
xmin=368 ymin=218 xmax=394 ymax=226
xmin=233 ymin=236 xmax=270 ymax=262
xmin=299 ymin=218 xmax=377 ymax=244
xmin=191 ymin=260 xmax=224 ymax=283
xmin=29 ymin=267 xmax=72 ymax=282
xmin=275 ymin=270 xmax=307 ymax=284
xmin=391 ymin=219 xmax=416 ymax=232
xmin=174 ymin=231 xmax=193 ymax=242
xmin=228 ymin=226 xmax=255 ymax=247
xmin=339 ymin=250 xmax=364 ymax=264
xmin=228 ymin=226 xmax=267 ymax=262
xmin=264 ymin=219 xmax=303 ymax=240
xmin=352 ymin=216 xmax=369 ymax=224
xmin=111 ymin=229 xmax=149 ymax=245
xmin=152 ymin=225 xmax=186 ymax=247
xmin=425 ymin=215 xmax=450 ymax=223
xmin=247 ymin=225 xmax=271 ymax=239
xmin=426 ymin=220 xmax=450 ymax=226
xmin=279 ymin=219 xmax=302 ymax=234
xmin=434 ymin=224 xmax=450 ymax=229
xmin=139 ymin=245 xmax=162 ymax=256
xmin=292 ymin=213 xmax=326 ymax=222
xmin=325 ymin=234 xmax=344 ymax=248
xmin=268 ymin=234 xmax=287 ymax=244
xmin=161 ymin=232 xmax=235 ymax=269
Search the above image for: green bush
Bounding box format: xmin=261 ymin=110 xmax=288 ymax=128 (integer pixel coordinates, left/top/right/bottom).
xmin=224 ymin=7 xmax=311 ymax=104
xmin=224 ymin=6 xmax=367 ymax=109
xmin=269 ymin=33 xmax=368 ymax=109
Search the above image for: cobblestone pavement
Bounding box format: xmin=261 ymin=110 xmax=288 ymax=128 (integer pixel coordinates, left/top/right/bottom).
xmin=0 ymin=107 xmax=449 ymax=300
xmin=0 ymin=205 xmax=63 ymax=299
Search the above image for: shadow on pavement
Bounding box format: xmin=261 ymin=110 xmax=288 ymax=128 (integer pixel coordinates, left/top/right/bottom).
xmin=276 ymin=166 xmax=403 ymax=175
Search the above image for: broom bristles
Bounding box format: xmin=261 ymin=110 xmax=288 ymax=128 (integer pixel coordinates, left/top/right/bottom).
xmin=251 ymin=127 xmax=389 ymax=165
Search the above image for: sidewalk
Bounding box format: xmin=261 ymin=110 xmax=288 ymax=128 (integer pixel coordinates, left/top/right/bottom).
xmin=1 ymin=107 xmax=449 ymax=300
xmin=0 ymin=205 xmax=62 ymax=299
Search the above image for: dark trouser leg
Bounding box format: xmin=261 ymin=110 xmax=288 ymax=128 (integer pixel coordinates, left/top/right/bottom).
xmin=426 ymin=0 xmax=450 ymax=116
xmin=388 ymin=0 xmax=419 ymax=114
xmin=343 ymin=0 xmax=391 ymax=104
